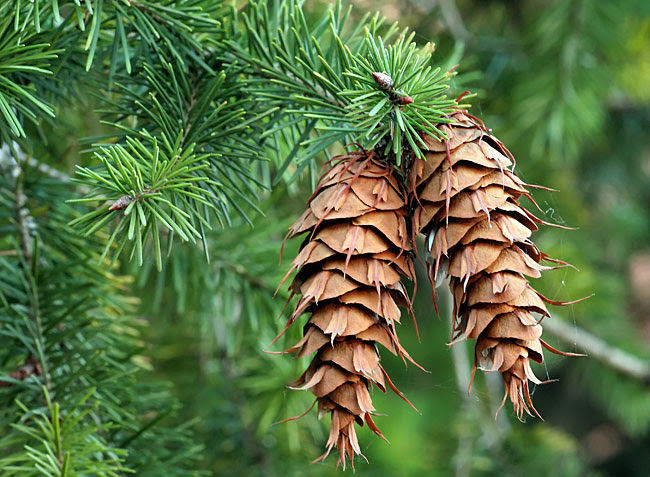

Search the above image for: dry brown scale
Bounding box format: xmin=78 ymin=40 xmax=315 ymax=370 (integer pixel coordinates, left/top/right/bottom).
xmin=274 ymin=149 xmax=421 ymax=469
xmin=409 ymin=110 xmax=584 ymax=419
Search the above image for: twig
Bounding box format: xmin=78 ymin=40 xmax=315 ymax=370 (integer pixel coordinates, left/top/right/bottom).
xmin=484 ymin=372 xmax=511 ymax=433
xmin=25 ymin=156 xmax=73 ymax=183
xmin=443 ymin=287 xmax=508 ymax=475
xmin=544 ymin=316 xmax=650 ymax=383
xmin=3 ymin=151 xmax=54 ymax=393
xmin=448 ymin=330 xmax=473 ymax=477
xmin=438 ymin=0 xmax=469 ymax=42
xmin=14 ymin=174 xmax=33 ymax=265
xmin=0 ymin=140 xmax=84 ymax=190
xmin=221 ymin=261 xmax=278 ymax=296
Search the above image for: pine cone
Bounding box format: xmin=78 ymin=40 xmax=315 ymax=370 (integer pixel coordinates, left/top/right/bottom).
xmin=410 ymin=111 xmax=581 ymax=419
xmin=275 ymin=150 xmax=419 ymax=468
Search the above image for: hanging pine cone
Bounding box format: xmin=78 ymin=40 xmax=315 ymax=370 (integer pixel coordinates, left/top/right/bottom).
xmin=409 ymin=110 xmax=582 ymax=419
xmin=274 ymin=149 xmax=419 ymax=469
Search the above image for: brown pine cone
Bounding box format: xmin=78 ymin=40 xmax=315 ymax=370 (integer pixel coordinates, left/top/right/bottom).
xmin=274 ymin=149 xmax=419 ymax=468
xmin=410 ymin=110 xmax=583 ymax=419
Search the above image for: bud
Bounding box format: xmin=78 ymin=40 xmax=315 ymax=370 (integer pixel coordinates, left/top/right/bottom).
xmin=372 ymin=72 xmax=394 ymax=92
xmin=393 ymin=91 xmax=414 ymax=105
xmin=109 ymin=195 xmax=134 ymax=211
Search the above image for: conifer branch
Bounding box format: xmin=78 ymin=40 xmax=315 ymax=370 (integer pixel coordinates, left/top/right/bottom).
xmin=0 ymin=0 xmax=645 ymax=472
xmin=0 ymin=171 xmax=201 ymax=474
xmin=229 ymin=0 xmax=458 ymax=167
xmin=0 ymin=4 xmax=58 ymax=141
xmin=9 ymin=167 xmax=55 ymax=396
xmin=543 ymin=317 xmax=650 ymax=383
xmin=13 ymin=171 xmax=33 ymax=266
xmin=24 ymin=156 xmax=73 ymax=183
xmin=438 ymin=0 xmax=469 ymax=41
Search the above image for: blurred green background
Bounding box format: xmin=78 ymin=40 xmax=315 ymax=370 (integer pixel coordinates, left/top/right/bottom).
xmin=30 ymin=0 xmax=649 ymax=475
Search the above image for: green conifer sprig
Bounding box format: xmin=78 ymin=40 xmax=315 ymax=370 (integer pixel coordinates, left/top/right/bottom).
xmin=342 ymin=33 xmax=457 ymax=164
xmin=101 ymin=60 xmax=269 ymax=219
xmin=4 ymin=388 xmax=129 ymax=476
xmin=47 ymin=1 xmax=269 ymax=267
xmin=0 ymin=5 xmax=58 ymax=141
xmin=225 ymin=0 xmax=394 ymax=181
xmin=229 ymin=0 xmax=458 ymax=170
xmin=8 ymin=0 xmax=221 ymax=73
xmin=69 ymin=133 xmax=218 ymax=269
xmin=69 ymin=53 xmax=272 ymax=265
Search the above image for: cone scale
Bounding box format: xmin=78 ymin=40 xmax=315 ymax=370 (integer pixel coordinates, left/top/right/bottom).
xmin=275 ymin=150 xmax=419 ymax=468
xmin=409 ymin=110 xmax=581 ymax=419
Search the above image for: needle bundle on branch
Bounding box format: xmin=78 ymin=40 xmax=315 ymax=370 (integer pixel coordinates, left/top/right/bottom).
xmin=409 ymin=109 xmax=583 ymax=419
xmin=273 ymin=149 xmax=420 ymax=468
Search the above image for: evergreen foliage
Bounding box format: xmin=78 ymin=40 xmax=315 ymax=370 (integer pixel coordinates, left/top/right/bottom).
xmin=0 ymin=162 xmax=201 ymax=475
xmin=0 ymin=0 xmax=648 ymax=475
